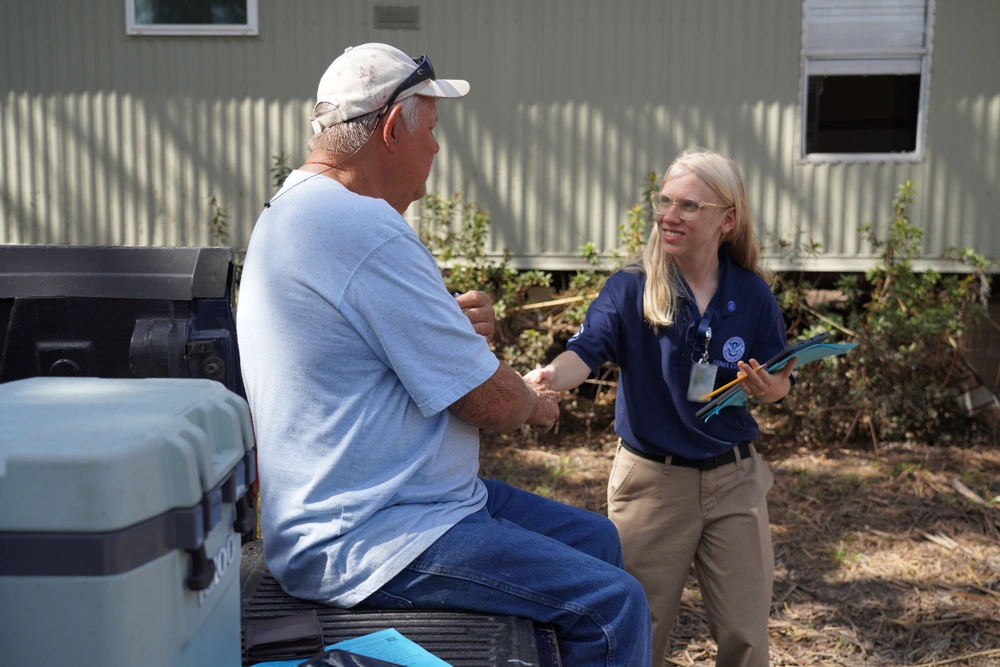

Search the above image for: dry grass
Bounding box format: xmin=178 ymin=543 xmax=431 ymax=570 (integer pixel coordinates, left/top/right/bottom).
xmin=480 ymin=411 xmax=1000 ymax=666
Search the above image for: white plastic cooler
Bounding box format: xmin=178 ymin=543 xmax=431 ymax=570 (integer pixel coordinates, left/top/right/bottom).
xmin=0 ymin=377 xmax=256 ymax=667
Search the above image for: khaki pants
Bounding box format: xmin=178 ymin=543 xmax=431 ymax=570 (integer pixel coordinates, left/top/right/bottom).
xmin=607 ymin=442 xmax=774 ymax=667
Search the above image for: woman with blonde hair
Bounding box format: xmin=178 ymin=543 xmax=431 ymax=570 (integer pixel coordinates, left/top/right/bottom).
xmin=527 ymin=148 xmax=793 ymax=667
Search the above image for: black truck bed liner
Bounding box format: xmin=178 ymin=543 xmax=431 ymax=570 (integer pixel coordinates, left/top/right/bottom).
xmin=240 ymin=541 xmax=561 ymax=667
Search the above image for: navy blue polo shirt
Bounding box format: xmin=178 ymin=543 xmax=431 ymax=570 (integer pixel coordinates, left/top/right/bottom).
xmin=566 ymin=249 xmax=786 ymax=460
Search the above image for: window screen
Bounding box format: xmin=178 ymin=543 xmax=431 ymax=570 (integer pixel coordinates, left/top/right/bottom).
xmin=800 ymin=0 xmax=932 ymax=161
xmin=127 ymin=0 xmax=258 ymax=36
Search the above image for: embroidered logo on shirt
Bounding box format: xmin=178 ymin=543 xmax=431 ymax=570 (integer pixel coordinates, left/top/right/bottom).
xmin=568 ymin=323 xmax=584 ymax=344
xmin=723 ymin=337 xmax=745 ymax=362
xmin=727 ymin=300 xmax=736 ymax=312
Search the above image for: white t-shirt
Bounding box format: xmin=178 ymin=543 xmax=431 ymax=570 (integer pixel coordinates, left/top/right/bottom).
xmin=237 ymin=171 xmax=499 ymax=606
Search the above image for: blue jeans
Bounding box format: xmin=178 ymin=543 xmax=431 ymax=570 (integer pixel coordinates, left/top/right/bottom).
xmin=356 ymin=478 xmax=652 ymax=667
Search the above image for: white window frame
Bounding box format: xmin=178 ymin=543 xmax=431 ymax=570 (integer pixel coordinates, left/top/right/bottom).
xmin=125 ymin=0 xmax=259 ymax=36
xmin=797 ymin=0 xmax=935 ymax=164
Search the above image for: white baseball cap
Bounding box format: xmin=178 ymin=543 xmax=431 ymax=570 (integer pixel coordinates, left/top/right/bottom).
xmin=310 ymin=43 xmax=470 ymax=133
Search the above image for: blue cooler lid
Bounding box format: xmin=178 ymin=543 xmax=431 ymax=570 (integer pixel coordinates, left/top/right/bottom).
xmin=0 ymin=377 xmax=254 ymax=533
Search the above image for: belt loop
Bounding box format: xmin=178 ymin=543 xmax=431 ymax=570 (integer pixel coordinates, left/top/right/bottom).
xmin=734 ymin=443 xmax=744 ymax=466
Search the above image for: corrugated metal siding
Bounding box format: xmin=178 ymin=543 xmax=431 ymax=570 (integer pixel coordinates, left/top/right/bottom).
xmin=2 ymin=0 xmax=313 ymax=250
xmin=2 ymin=0 xmax=998 ymax=271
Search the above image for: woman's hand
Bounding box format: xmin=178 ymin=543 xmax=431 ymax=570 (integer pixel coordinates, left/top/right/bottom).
xmin=736 ymin=357 xmax=796 ymax=403
xmin=524 ymin=366 xmax=555 ymax=388
xmin=523 ymin=351 xmax=592 ymax=393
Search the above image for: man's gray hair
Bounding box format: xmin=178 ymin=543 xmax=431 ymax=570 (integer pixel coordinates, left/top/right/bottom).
xmin=308 ymin=95 xmax=425 ymax=154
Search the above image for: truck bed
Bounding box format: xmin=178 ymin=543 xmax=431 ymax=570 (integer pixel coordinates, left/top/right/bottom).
xmin=240 ymin=540 xmax=561 ymax=667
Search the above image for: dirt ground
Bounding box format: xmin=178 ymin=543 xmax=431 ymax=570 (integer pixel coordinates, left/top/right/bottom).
xmin=480 ymin=414 xmax=1000 ymax=666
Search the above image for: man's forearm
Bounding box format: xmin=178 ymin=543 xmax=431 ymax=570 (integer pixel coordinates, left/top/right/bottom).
xmin=450 ymin=364 xmax=537 ymax=432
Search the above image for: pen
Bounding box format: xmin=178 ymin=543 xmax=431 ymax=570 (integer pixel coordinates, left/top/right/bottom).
xmin=699 ymin=364 xmax=767 ymax=402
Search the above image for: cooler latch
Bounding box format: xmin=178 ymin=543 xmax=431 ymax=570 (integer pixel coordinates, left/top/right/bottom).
xmin=220 ymin=458 xmax=257 ymax=538
xmin=185 ymin=546 xmax=217 ymax=591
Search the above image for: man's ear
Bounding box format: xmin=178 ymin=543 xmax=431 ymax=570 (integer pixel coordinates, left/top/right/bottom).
xmin=380 ymin=104 xmax=406 ymax=153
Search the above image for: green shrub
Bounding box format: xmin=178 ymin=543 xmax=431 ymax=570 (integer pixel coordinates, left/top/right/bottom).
xmin=563 ymin=172 xmax=659 ymax=327
xmin=208 ymin=195 xmax=229 ymax=246
xmin=767 ymin=180 xmax=993 ymax=445
xmin=271 ymin=153 xmax=292 ymax=190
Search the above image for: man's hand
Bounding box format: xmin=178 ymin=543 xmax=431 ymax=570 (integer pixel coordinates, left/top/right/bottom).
xmin=455 ymin=290 xmax=495 ymax=343
xmin=523 ymin=374 xmax=559 ymax=433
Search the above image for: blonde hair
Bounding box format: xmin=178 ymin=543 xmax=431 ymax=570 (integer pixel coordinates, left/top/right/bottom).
xmin=631 ymin=147 xmax=768 ymax=329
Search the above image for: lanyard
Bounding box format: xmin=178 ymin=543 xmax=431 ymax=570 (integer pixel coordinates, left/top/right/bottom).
xmin=691 ymin=283 xmax=722 ymax=364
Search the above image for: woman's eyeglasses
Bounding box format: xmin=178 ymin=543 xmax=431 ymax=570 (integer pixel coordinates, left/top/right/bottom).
xmin=650 ymin=193 xmax=730 ymax=220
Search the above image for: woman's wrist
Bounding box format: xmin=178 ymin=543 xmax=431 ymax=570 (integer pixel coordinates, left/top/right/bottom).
xmin=757 ymin=377 xmax=790 ymax=403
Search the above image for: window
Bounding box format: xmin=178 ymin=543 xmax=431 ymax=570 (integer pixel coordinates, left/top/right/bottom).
xmin=799 ymin=0 xmax=934 ymax=162
xmin=126 ymin=0 xmax=258 ymax=36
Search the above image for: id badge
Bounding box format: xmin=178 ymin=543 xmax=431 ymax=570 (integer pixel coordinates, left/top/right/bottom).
xmin=687 ymin=361 xmax=718 ymax=403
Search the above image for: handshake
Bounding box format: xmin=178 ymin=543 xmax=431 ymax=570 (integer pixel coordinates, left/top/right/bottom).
xmin=455 ymin=289 xmax=578 ymax=435
xmin=522 ymin=366 xmax=560 ymax=434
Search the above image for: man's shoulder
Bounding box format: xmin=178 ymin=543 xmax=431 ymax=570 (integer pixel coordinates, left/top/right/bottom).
xmin=280 ymin=176 xmax=413 ymax=245
xmin=282 ymin=172 xmax=402 ymax=218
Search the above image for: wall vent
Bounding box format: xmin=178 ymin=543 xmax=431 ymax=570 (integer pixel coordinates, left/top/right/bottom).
xmin=373 ymin=6 xmax=420 ymax=30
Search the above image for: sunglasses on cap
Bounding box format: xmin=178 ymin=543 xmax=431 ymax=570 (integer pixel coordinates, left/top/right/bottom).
xmin=373 ymin=54 xmax=435 ymax=126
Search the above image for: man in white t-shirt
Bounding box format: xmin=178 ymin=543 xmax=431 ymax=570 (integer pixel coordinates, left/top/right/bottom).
xmin=237 ymin=43 xmax=651 ymax=667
